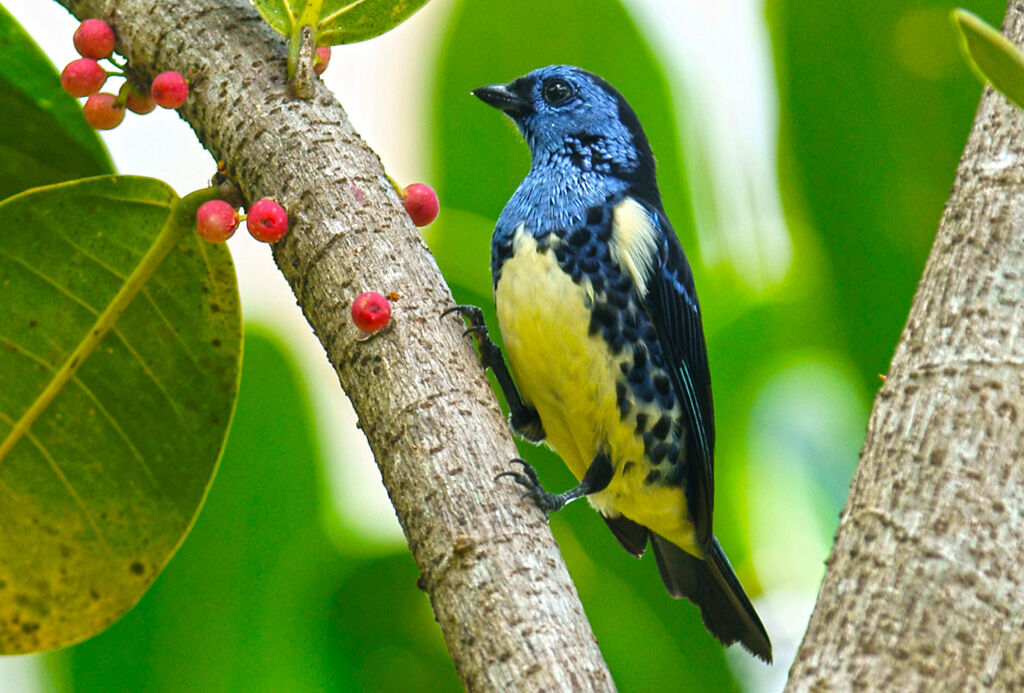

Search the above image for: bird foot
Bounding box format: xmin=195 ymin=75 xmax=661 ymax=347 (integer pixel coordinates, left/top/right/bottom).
xmin=496 ymin=459 xmax=567 ymax=515
xmin=442 ymin=304 xmax=504 ymax=367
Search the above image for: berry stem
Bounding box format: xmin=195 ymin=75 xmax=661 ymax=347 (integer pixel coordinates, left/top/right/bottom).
xmin=107 ymin=56 xmax=128 ymax=71
xmin=0 ymin=186 xmax=220 ymax=462
xmin=386 ymin=174 xmax=407 ymax=199
xmin=287 ymin=0 xmax=323 ymax=95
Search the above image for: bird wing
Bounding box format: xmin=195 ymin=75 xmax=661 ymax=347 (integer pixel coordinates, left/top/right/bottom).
xmin=613 ymin=195 xmax=715 ymax=553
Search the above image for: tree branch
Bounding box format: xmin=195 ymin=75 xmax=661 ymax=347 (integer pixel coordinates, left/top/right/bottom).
xmin=55 ymin=0 xmax=614 ymax=689
xmin=787 ymin=1 xmax=1024 ymax=688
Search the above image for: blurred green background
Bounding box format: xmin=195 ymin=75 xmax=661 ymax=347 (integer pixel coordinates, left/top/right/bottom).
xmin=1 ymin=0 xmax=1010 ymax=690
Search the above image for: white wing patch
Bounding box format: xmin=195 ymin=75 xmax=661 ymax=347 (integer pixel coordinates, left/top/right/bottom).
xmin=610 ymin=197 xmax=659 ymax=298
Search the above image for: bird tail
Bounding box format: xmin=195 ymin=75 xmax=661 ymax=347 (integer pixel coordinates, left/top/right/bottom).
xmin=650 ymin=533 xmax=772 ymax=663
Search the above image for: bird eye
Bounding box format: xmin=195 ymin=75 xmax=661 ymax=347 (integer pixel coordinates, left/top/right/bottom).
xmin=541 ymin=78 xmax=574 ymax=106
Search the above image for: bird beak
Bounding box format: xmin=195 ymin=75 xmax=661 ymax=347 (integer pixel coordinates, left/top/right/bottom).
xmin=472 ymin=83 xmax=530 ymax=116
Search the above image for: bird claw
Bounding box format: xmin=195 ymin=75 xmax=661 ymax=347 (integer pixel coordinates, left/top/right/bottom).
xmin=441 ymin=304 xmax=484 ymax=326
xmin=443 ymin=304 xmax=501 ymax=370
xmin=496 ymin=459 xmax=562 ymax=514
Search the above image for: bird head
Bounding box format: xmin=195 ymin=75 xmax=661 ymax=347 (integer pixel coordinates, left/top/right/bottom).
xmin=473 ymin=65 xmax=658 ymax=202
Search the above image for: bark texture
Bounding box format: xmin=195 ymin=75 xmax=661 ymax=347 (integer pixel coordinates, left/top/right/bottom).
xmin=55 ymin=0 xmax=614 ymax=689
xmin=787 ymin=3 xmax=1024 ymax=690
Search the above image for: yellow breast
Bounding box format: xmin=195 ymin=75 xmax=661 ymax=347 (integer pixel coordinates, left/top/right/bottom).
xmin=494 ymin=228 xmax=698 ymax=555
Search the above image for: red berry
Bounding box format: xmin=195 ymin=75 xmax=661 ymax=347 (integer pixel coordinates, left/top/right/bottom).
xmin=73 ymin=19 xmax=115 ymax=59
xmin=151 ymin=71 xmax=189 ymax=109
xmin=60 ymin=58 xmax=107 ymax=97
xmin=246 ymin=198 xmax=288 ymax=243
xmin=314 ymin=46 xmax=331 ymax=75
xmin=125 ymin=88 xmax=156 ymax=114
xmin=196 ymin=200 xmax=239 ymax=243
xmin=402 ymin=183 xmax=439 ymax=226
xmin=351 ymin=292 xmax=392 ymax=333
xmin=82 ymin=93 xmax=124 ymax=130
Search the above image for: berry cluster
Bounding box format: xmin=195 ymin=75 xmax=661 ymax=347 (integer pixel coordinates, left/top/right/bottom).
xmin=196 ymin=198 xmax=289 ymax=244
xmin=59 ymin=18 xmax=190 ymax=130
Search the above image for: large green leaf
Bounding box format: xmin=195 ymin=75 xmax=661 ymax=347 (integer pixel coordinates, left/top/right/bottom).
xmin=953 ymin=8 xmax=1024 ymax=109
xmin=0 ymin=5 xmax=112 ymax=200
xmin=317 ymin=0 xmax=430 ymax=45
xmin=50 ymin=330 xmax=458 ymax=692
xmin=250 ymin=0 xmax=430 ymax=44
xmin=250 ymin=0 xmax=299 ymax=38
xmin=0 ymin=176 xmax=242 ymax=653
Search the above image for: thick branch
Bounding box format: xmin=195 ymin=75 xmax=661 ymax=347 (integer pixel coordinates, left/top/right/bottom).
xmin=787 ymin=2 xmax=1024 ymax=689
xmin=56 ymin=0 xmax=613 ymax=689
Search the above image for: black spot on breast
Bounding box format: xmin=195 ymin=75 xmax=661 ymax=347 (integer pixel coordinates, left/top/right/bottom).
xmin=590 ymin=302 xmax=617 ymax=332
xmin=642 ymin=432 xmax=654 ymax=455
xmin=567 ymin=227 xmax=590 ymax=247
xmin=645 ymin=468 xmax=661 ymax=485
xmin=653 ymin=374 xmax=671 ymax=397
xmin=623 ymin=461 xmax=635 ymax=475
xmin=650 ymin=442 xmax=669 ymax=464
xmin=607 ymin=289 xmax=629 ymax=309
xmin=616 ymin=382 xmax=631 ymax=419
xmin=651 ymin=415 xmax=671 ymax=440
xmin=633 ymin=345 xmax=647 ymax=369
xmin=581 ymin=257 xmax=600 ymax=274
xmin=635 ymin=380 xmax=656 ymax=403
xmin=586 ymin=206 xmax=604 ymax=226
xmin=491 ymin=238 xmax=514 ymax=283
xmin=607 ymin=334 xmax=626 ymax=356
xmin=634 ymin=412 xmax=648 ymax=434
xmin=613 ymin=274 xmax=632 ymax=294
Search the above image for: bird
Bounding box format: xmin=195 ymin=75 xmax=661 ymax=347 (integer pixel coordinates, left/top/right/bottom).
xmin=445 ymin=64 xmax=771 ymax=662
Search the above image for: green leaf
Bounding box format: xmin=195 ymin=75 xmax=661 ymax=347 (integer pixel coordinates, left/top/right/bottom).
xmin=953 ymin=8 xmax=1024 ymax=109
xmin=250 ymin=0 xmax=299 ymax=38
xmin=0 ymin=175 xmax=242 ymax=654
xmin=51 ymin=330 xmax=459 ymax=692
xmin=317 ymin=0 xmax=430 ymax=45
xmin=251 ymin=0 xmax=429 ymax=44
xmin=0 ymin=5 xmax=112 ymax=200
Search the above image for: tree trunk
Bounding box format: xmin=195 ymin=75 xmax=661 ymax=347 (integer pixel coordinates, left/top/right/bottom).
xmin=55 ymin=0 xmax=614 ymax=689
xmin=787 ymin=2 xmax=1024 ymax=689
